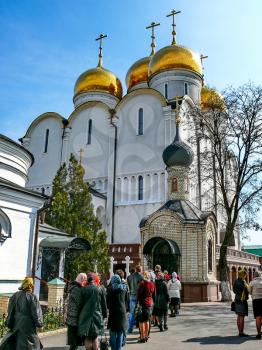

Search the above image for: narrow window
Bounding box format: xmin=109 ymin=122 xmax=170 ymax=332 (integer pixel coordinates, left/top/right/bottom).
xmin=138 ymin=108 xmax=144 ymax=135
xmin=184 ymin=82 xmax=188 ymax=95
xmin=87 ymin=119 xmax=92 ymax=144
xmin=44 ymin=129 xmax=49 ymax=153
xmin=208 ymin=240 xmax=213 ymax=272
xmin=172 ymin=177 xmax=178 ymax=192
xmin=165 ymin=84 xmax=168 ymax=99
xmin=138 ymin=175 xmax=143 ymax=200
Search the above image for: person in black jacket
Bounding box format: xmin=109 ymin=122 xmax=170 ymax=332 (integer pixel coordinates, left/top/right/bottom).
xmin=0 ymin=277 xmax=43 ymax=350
xmin=66 ymin=273 xmax=87 ymax=350
xmin=107 ymin=274 xmax=129 ymax=350
xmin=78 ymin=273 xmax=107 ymax=350
xmin=154 ymin=273 xmax=169 ymax=331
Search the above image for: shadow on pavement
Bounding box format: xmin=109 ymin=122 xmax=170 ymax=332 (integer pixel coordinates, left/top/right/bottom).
xmin=184 ymin=335 xmax=257 ymax=345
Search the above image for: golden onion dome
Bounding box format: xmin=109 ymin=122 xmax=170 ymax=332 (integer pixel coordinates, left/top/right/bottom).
xmin=74 ymin=66 xmax=123 ymax=100
xmin=126 ymin=56 xmax=150 ymax=90
xmin=201 ymin=86 xmax=224 ymax=110
xmin=148 ymin=44 xmax=202 ymax=78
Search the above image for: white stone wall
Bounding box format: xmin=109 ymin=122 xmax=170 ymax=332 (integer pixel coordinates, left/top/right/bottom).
xmin=25 ymin=114 xmax=64 ymax=187
xmin=0 ymin=191 xmax=44 ymax=293
xmin=67 ymin=102 xmax=112 ymax=179
xmin=149 ymin=70 xmax=202 ymax=103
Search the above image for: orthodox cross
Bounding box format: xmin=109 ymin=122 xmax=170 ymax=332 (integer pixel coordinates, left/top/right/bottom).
xmin=146 ymin=21 xmax=160 ymax=56
xmin=95 ymin=33 xmax=107 ymax=67
xmin=166 ymin=9 xmax=181 ymax=45
xmin=78 ymin=148 xmax=84 ymax=165
xmin=200 ymin=54 xmax=208 ymax=70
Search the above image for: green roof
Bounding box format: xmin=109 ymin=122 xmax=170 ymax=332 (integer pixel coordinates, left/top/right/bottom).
xmin=48 ymin=278 xmax=65 ymax=286
xmin=243 ymin=247 xmax=262 ymax=257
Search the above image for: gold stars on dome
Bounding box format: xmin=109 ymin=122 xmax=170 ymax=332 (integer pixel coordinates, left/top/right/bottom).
xmin=74 ymin=33 xmax=123 ymax=100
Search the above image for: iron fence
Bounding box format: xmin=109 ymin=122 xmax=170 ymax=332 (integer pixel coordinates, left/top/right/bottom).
xmin=41 ymin=304 xmax=66 ymax=332
xmin=0 ymin=302 xmax=66 ymax=339
xmin=0 ymin=313 xmax=8 ymax=338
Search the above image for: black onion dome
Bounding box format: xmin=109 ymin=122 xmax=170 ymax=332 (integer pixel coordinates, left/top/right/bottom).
xmin=162 ymin=124 xmax=194 ymax=167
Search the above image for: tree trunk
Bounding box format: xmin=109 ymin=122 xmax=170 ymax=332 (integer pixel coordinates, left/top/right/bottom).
xmin=218 ymin=244 xmax=232 ymax=301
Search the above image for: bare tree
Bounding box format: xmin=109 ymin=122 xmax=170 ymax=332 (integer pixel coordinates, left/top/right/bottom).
xmin=191 ymin=83 xmax=262 ymax=300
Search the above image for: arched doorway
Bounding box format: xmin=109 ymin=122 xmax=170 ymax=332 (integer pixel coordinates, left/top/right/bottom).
xmin=143 ymin=237 xmax=180 ymax=273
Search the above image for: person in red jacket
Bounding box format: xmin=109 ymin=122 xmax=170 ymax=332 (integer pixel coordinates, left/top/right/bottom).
xmin=136 ymin=271 xmax=155 ymax=343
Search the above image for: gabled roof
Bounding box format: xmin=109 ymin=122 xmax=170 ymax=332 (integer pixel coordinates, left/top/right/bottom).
xmin=140 ymin=199 xmax=213 ymax=228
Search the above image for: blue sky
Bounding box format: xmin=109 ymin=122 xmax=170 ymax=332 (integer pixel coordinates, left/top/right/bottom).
xmin=0 ymin=0 xmax=261 ymax=243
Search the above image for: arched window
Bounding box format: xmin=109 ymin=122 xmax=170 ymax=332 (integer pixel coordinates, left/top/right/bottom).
xmin=138 ymin=176 xmax=143 ymax=200
xmin=138 ymin=108 xmax=144 ymax=135
xmin=44 ymin=129 xmax=49 ymax=153
xmin=165 ymin=84 xmax=168 ymax=99
xmin=87 ymin=119 xmax=92 ymax=144
xmin=208 ymin=239 xmax=213 ymax=272
xmin=184 ymin=82 xmax=188 ymax=95
xmin=0 ymin=209 xmax=12 ymax=244
xmin=171 ymin=177 xmax=178 ymax=192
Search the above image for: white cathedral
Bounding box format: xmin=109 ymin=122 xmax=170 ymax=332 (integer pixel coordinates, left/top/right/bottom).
xmin=16 ymin=14 xmax=260 ymax=301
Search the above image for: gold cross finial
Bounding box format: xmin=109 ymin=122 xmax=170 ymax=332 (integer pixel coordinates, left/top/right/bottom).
xmin=78 ymin=148 xmax=84 ymax=165
xmin=95 ymin=33 xmax=107 ymax=67
xmin=166 ymin=9 xmax=181 ymax=45
xmin=200 ymin=54 xmax=208 ymax=69
xmin=146 ymin=21 xmax=160 ymax=56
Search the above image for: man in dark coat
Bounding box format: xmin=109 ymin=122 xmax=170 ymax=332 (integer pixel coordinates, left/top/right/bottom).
xmin=154 ymin=273 xmax=169 ymax=331
xmin=77 ymin=273 xmax=107 ymax=350
xmin=0 ymin=277 xmax=43 ymax=350
xmin=127 ymin=265 xmax=142 ymax=333
xmin=107 ymin=274 xmax=129 ymax=350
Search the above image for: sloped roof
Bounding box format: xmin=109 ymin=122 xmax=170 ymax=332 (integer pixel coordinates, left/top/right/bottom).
xmin=140 ymin=199 xmax=212 ymax=228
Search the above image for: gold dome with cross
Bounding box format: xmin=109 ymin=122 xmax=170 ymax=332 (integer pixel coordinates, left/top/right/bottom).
xmin=74 ymin=34 xmax=123 ymax=100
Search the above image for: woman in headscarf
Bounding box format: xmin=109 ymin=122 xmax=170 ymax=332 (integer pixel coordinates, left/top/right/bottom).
xmin=136 ymin=271 xmax=155 ymax=343
xmin=66 ymin=273 xmax=87 ymax=350
xmin=77 ymin=273 xmax=107 ymax=350
xmin=167 ymin=272 xmax=182 ymax=317
xmin=233 ymin=269 xmax=249 ymax=337
xmin=0 ymin=277 xmax=43 ymax=350
xmin=107 ymin=274 xmax=129 ymax=350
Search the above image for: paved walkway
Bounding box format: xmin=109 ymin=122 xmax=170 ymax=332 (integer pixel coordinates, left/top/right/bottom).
xmin=42 ymin=302 xmax=261 ymax=350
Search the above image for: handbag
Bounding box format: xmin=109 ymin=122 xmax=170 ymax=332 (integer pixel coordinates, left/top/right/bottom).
xmin=231 ymin=301 xmax=235 ymax=312
xmin=134 ymin=303 xmax=143 ymax=320
xmin=100 ymin=332 xmax=109 ymax=350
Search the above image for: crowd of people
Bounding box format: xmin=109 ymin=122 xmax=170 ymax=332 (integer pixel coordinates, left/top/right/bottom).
xmin=0 ymin=268 xmax=261 ymax=349
xmin=66 ymin=265 xmax=181 ymax=349
xmin=233 ymin=269 xmax=262 ymax=339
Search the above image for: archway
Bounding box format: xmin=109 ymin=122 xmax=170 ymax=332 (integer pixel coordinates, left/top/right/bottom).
xmin=143 ymin=237 xmax=181 ymax=274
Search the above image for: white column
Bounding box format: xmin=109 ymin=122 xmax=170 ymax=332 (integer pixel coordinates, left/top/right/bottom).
xmin=128 ymin=176 xmax=132 ymax=203
xmin=157 ymin=173 xmax=161 ymax=201
xmin=150 ymin=174 xmax=153 ymax=201
xmin=120 ymin=178 xmax=124 ymax=203
xmin=59 ymin=249 xmax=65 ymax=278
xmin=61 ymin=127 xmax=71 ymax=164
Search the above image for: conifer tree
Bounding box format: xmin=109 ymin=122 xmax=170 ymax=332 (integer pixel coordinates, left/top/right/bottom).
xmin=45 ymin=154 xmax=109 ymax=279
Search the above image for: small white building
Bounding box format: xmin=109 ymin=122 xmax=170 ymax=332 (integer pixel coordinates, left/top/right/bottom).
xmin=0 ymin=134 xmax=47 ymax=294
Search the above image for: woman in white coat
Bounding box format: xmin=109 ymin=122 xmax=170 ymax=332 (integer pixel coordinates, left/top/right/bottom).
xmin=167 ymin=272 xmax=181 ymax=317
